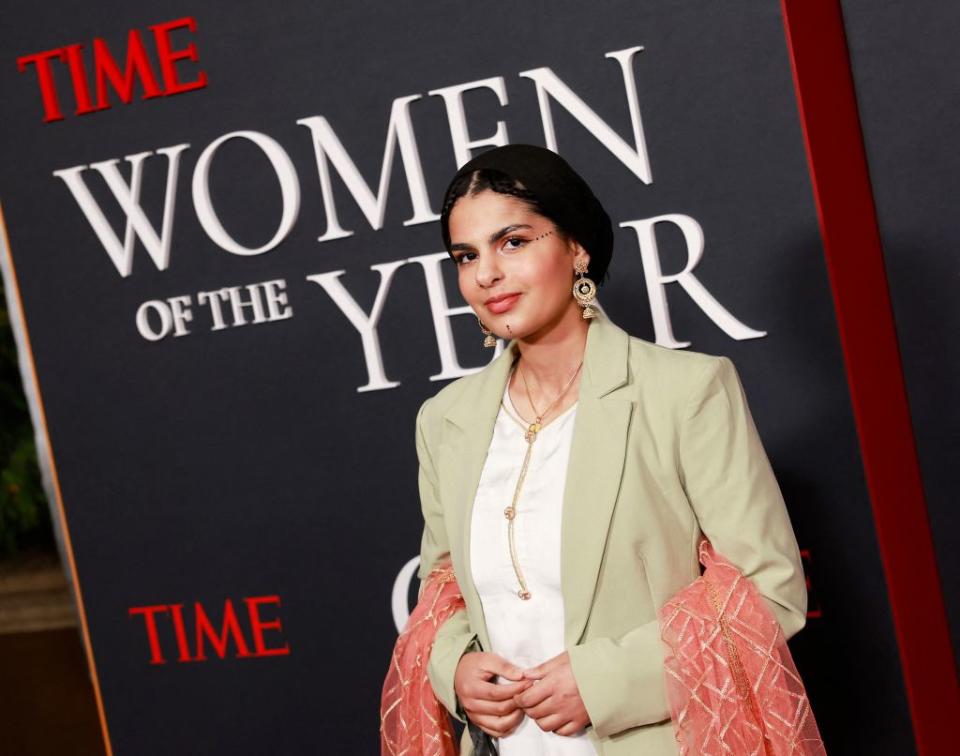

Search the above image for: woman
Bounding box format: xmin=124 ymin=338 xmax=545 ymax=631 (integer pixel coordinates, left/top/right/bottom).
xmin=414 ymin=144 xmax=808 ymax=755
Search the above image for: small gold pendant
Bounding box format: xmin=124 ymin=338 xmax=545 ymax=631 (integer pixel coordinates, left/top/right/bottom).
xmin=518 ymin=589 xmax=532 ymax=600
xmin=503 ymin=506 xmax=515 ymax=520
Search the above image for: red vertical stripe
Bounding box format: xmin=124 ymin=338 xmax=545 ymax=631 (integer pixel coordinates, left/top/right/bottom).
xmin=780 ymin=1 xmax=960 ymax=752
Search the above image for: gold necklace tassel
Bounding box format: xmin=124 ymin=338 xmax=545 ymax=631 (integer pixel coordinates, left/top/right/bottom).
xmin=497 ymin=359 xmax=582 ymax=600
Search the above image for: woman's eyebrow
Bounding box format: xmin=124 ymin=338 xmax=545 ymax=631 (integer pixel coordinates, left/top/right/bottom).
xmin=450 ymin=224 xmax=534 ymax=252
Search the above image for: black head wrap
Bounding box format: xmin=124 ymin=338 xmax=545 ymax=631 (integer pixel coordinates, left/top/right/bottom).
xmin=439 ymin=144 xmax=614 ymax=286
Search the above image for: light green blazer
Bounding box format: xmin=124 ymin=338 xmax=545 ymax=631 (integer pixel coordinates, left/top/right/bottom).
xmin=414 ymin=311 xmax=807 ymax=755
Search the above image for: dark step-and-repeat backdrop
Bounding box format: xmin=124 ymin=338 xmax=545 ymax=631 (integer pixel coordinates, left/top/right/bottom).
xmin=2 ymin=1 xmax=956 ymax=754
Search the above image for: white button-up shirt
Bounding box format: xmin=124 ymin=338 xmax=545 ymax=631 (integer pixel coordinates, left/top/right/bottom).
xmin=469 ymin=379 xmax=597 ymax=755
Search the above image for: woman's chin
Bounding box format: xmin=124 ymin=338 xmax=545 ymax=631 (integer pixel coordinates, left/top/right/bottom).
xmin=495 ymin=320 xmax=534 ymax=342
xmin=481 ymin=312 xmax=528 ymax=341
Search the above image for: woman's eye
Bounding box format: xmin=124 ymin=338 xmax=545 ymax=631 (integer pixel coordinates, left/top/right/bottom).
xmin=455 ymin=252 xmax=476 ymax=265
xmin=503 ymin=237 xmax=527 ymax=250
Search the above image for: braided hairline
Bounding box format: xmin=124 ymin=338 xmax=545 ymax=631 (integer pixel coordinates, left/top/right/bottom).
xmin=441 ymin=168 xmax=568 ymax=241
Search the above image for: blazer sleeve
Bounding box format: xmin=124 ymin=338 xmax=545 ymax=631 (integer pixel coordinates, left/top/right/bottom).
xmin=566 ymin=355 xmax=808 ymax=739
xmin=415 ymin=398 xmax=481 ymax=724
xmin=679 ymin=356 xmax=808 ymax=640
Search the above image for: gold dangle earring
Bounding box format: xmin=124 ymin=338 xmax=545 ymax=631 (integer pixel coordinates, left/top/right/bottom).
xmin=573 ymin=258 xmax=598 ymax=319
xmin=477 ymin=316 xmax=497 ymax=347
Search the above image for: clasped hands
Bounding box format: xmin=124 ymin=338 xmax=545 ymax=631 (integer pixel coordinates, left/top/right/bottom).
xmin=453 ymin=650 xmax=591 ymax=739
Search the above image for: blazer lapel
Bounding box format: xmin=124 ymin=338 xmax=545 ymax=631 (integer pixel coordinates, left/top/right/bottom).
xmin=441 ymin=313 xmax=633 ymax=653
xmin=561 ymin=316 xmax=633 ymax=647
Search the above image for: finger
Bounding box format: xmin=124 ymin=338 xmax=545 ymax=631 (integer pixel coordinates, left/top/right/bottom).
xmin=474 ymin=710 xmax=522 ymax=739
xmin=556 ymin=719 xmax=586 ymax=737
xmin=470 ymin=678 xmax=531 ymax=703
xmin=522 ymin=653 xmax=564 ymax=679
xmin=499 ymin=707 xmax=525 ymax=736
xmin=466 ymin=696 xmax=520 ymax=717
xmin=515 ymin=679 xmax=553 ymax=709
xmin=479 ymin=654 xmax=525 ymax=682
xmin=487 ymin=680 xmax=533 ymax=701
xmin=524 ymin=695 xmax=559 ymax=720
xmin=533 ymin=712 xmax=567 ymax=733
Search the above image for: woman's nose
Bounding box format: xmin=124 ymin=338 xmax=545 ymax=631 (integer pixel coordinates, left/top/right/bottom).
xmin=475 ymin=251 xmax=503 ymax=288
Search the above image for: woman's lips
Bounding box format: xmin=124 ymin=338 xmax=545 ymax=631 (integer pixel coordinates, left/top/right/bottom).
xmin=486 ymin=293 xmax=521 ymax=314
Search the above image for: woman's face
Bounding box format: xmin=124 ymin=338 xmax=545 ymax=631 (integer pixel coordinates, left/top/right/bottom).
xmin=447 ymin=189 xmax=589 ymax=342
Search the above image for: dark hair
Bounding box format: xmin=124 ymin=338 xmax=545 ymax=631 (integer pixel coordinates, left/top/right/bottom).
xmin=440 ymin=167 xmax=611 ymax=287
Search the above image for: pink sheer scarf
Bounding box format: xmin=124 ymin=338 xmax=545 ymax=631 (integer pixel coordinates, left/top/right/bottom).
xmin=658 ymin=538 xmax=826 ymax=755
xmin=381 ymin=559 xmax=465 ymax=756
xmin=381 ymin=544 xmax=826 ymax=755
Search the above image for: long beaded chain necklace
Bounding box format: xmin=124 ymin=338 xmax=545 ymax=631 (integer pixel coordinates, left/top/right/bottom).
xmin=498 ymin=358 xmax=583 ymax=600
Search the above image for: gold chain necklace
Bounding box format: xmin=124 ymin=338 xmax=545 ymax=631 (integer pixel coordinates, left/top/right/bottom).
xmin=498 ymin=358 xmax=583 ymax=600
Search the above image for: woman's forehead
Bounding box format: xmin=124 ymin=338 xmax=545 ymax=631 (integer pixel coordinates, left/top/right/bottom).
xmin=448 ymin=191 xmax=540 ymax=238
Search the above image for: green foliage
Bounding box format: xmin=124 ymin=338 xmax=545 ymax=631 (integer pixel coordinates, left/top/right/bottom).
xmin=0 ymin=275 xmax=52 ymax=557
